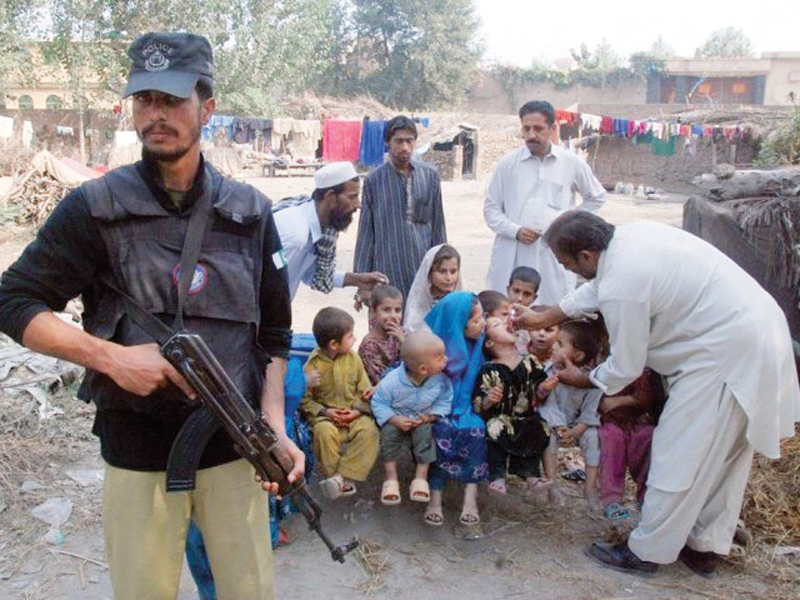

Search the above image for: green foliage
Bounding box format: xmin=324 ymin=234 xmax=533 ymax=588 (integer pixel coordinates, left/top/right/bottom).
xmin=10 ymin=0 xmax=481 ymax=113
xmin=332 ymin=0 xmax=482 ymax=109
xmin=755 ymin=97 xmax=800 ymax=166
xmin=0 ymin=0 xmax=38 ymax=93
xmin=695 ymin=27 xmax=754 ymax=59
xmin=629 ymin=52 xmax=667 ymax=78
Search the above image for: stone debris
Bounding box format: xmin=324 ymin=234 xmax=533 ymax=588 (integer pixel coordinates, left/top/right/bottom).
xmin=30 ymin=497 xmax=73 ymax=527
xmin=65 ymin=469 xmax=104 ymax=487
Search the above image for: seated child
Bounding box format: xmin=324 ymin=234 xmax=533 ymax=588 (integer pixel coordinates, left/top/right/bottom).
xmin=300 ymin=307 xmax=380 ymax=500
xmin=528 ymin=307 xmax=558 ymax=367
xmin=473 ymin=317 xmax=551 ymax=495
xmin=404 ymin=244 xmax=462 ymax=332
xmin=371 ymin=331 xmax=453 ymax=505
xmin=599 ymin=368 xmax=665 ymax=521
xmin=506 ymin=266 xmax=541 ymax=356
xmin=423 ymin=292 xmax=488 ymax=527
xmin=478 ymin=290 xmax=510 ymax=320
xmin=359 ymin=285 xmax=405 ymax=385
xmin=538 ymin=320 xmax=604 ymax=510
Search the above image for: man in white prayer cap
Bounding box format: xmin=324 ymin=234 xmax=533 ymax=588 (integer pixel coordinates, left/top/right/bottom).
xmin=273 ymin=161 xmax=388 ymax=301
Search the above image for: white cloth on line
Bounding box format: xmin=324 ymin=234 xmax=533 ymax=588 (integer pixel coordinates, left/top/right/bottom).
xmin=0 ymin=115 xmax=14 ymax=138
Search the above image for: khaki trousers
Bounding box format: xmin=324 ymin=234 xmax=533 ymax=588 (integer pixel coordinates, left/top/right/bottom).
xmin=313 ymin=415 xmax=379 ymax=481
xmin=103 ymin=458 xmax=273 ymax=600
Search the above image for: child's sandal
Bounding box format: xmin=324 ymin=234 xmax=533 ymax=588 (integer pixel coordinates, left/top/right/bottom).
xmin=409 ymin=478 xmax=430 ymax=503
xmin=380 ymin=479 xmax=401 ymax=505
xmin=423 ymin=505 xmax=444 ymax=527
xmin=603 ymin=502 xmax=631 ymax=521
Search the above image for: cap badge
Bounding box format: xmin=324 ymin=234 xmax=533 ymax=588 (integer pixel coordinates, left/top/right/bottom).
xmin=143 ymin=42 xmax=172 ymax=72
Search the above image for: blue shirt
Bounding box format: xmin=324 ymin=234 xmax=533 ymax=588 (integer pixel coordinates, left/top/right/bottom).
xmin=371 ymin=363 xmax=454 ymax=427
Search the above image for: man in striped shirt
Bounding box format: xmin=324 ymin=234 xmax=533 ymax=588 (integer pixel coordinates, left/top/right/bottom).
xmin=354 ymin=116 xmax=447 ymax=301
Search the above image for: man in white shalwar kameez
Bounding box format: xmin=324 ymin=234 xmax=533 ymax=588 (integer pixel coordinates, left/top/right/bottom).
xmin=514 ymin=210 xmax=800 ymax=578
xmin=483 ymin=100 xmax=605 ymax=305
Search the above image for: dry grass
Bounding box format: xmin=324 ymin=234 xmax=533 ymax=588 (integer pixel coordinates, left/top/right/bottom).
xmin=353 ymin=538 xmax=390 ymax=598
xmin=742 ymin=424 xmax=800 ymax=545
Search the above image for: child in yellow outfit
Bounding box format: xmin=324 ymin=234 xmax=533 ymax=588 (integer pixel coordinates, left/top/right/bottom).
xmin=301 ymin=307 xmax=380 ymax=499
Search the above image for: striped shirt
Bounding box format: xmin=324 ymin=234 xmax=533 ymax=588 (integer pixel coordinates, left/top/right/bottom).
xmin=354 ymin=159 xmax=446 ymax=299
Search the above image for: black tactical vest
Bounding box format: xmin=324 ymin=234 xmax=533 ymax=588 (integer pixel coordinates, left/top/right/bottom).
xmin=77 ymin=162 xmax=273 ymax=420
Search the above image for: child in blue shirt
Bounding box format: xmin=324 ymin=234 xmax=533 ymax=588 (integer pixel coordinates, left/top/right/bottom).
xmin=372 ymin=331 xmax=453 ymax=506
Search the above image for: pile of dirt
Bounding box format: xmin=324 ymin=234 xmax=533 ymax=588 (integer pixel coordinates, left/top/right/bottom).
xmin=280 ymin=93 xmax=397 ymax=120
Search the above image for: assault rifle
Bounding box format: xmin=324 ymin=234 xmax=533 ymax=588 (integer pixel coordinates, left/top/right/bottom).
xmin=162 ymin=331 xmax=359 ymax=563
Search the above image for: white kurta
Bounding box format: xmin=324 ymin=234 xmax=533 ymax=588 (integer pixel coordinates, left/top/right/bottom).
xmin=560 ymin=221 xmax=800 ymax=493
xmin=483 ymin=144 xmax=605 ymax=304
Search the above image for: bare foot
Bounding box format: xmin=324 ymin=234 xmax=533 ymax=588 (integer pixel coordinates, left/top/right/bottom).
xmin=586 ymin=490 xmax=602 ymax=513
xmin=548 ymin=486 xmax=565 ymax=507
xmin=488 ymin=478 xmax=507 ymax=494
xmin=526 ymin=477 xmax=553 ymax=495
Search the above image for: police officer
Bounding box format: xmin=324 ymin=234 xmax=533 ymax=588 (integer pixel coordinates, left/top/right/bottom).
xmin=0 ymin=32 xmax=302 ymax=599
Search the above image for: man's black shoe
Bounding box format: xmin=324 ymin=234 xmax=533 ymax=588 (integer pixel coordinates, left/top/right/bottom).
xmin=679 ymin=545 xmax=720 ymax=579
xmin=584 ymin=541 xmax=660 ymax=578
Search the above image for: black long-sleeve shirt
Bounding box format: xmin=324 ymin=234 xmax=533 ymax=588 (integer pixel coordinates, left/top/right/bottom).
xmin=0 ymin=157 xmax=293 ymax=469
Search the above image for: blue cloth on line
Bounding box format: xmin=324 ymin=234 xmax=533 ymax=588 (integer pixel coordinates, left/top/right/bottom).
xmin=359 ymin=120 xmax=387 ymax=167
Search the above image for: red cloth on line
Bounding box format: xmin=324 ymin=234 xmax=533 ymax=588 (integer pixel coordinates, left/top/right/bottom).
xmin=322 ymin=120 xmax=363 ymax=162
xmin=600 ymin=116 xmax=613 ymax=134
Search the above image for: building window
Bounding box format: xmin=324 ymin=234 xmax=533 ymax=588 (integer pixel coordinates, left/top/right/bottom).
xmin=18 ymin=95 xmax=33 ymax=110
xmin=46 ymin=95 xmax=62 ymax=110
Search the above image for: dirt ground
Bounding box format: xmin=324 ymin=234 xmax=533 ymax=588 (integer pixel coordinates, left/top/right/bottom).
xmin=1 ymin=175 xmax=798 ymax=600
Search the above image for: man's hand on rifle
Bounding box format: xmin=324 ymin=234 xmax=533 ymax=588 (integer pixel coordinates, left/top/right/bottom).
xmin=257 ymin=429 xmax=306 ymax=497
xmin=108 ymin=342 xmax=196 ymax=400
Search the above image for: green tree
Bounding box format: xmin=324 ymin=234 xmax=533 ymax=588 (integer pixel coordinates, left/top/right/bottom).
xmin=0 ymin=0 xmax=38 ymax=97
xmin=347 ymin=0 xmax=482 ymax=109
xmin=38 ymin=0 xmax=338 ymax=115
xmin=695 ymin=27 xmax=754 ymax=59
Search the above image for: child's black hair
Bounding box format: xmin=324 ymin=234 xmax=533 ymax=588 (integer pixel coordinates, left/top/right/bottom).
xmin=558 ymin=318 xmax=608 ymax=367
xmin=312 ymin=307 xmax=354 ymax=349
xmin=369 ymin=285 xmax=403 ymax=309
xmin=477 ymin=290 xmax=508 ymax=316
xmin=508 ymin=266 xmax=541 ymax=291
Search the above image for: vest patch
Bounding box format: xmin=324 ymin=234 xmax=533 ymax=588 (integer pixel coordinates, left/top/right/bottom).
xmin=171 ymin=262 xmax=209 ymax=295
xmin=272 ymin=248 xmax=288 ymax=270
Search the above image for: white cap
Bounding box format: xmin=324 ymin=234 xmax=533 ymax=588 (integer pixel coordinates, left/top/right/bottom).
xmin=314 ymin=162 xmax=358 ymax=190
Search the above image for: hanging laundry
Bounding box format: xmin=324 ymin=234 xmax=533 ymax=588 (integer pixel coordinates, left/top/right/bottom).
xmin=22 ymin=120 xmax=33 ymax=147
xmin=287 ymin=119 xmax=322 ymax=160
xmin=56 ymin=126 xmax=74 ymax=136
xmin=651 ymin=136 xmax=676 ymax=156
xmin=322 ymin=120 xmax=363 ymax=162
xmin=581 ymin=113 xmax=602 ymax=132
xmin=600 ymin=116 xmax=613 ymax=134
xmin=232 ymin=118 xmax=273 ymax=145
xmin=0 ymin=115 xmax=13 ymax=138
xmin=359 ymin=120 xmax=387 ymax=166
xmin=202 ymin=115 xmax=234 ymax=142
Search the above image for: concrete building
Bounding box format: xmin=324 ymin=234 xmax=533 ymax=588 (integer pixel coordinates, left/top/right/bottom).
xmin=649 ymin=52 xmax=800 ymax=106
xmin=0 ymin=44 xmax=118 ymax=111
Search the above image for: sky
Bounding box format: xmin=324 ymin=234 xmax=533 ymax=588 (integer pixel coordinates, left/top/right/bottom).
xmin=474 ymin=0 xmax=800 ymax=67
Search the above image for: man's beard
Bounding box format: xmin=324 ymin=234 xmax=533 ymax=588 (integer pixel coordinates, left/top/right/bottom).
xmin=329 ymin=208 xmax=354 ymax=232
xmin=139 ymin=122 xmax=201 ymax=163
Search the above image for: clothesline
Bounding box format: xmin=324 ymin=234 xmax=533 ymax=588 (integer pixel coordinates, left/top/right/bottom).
xmin=555 ymin=108 xmax=749 ymax=143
